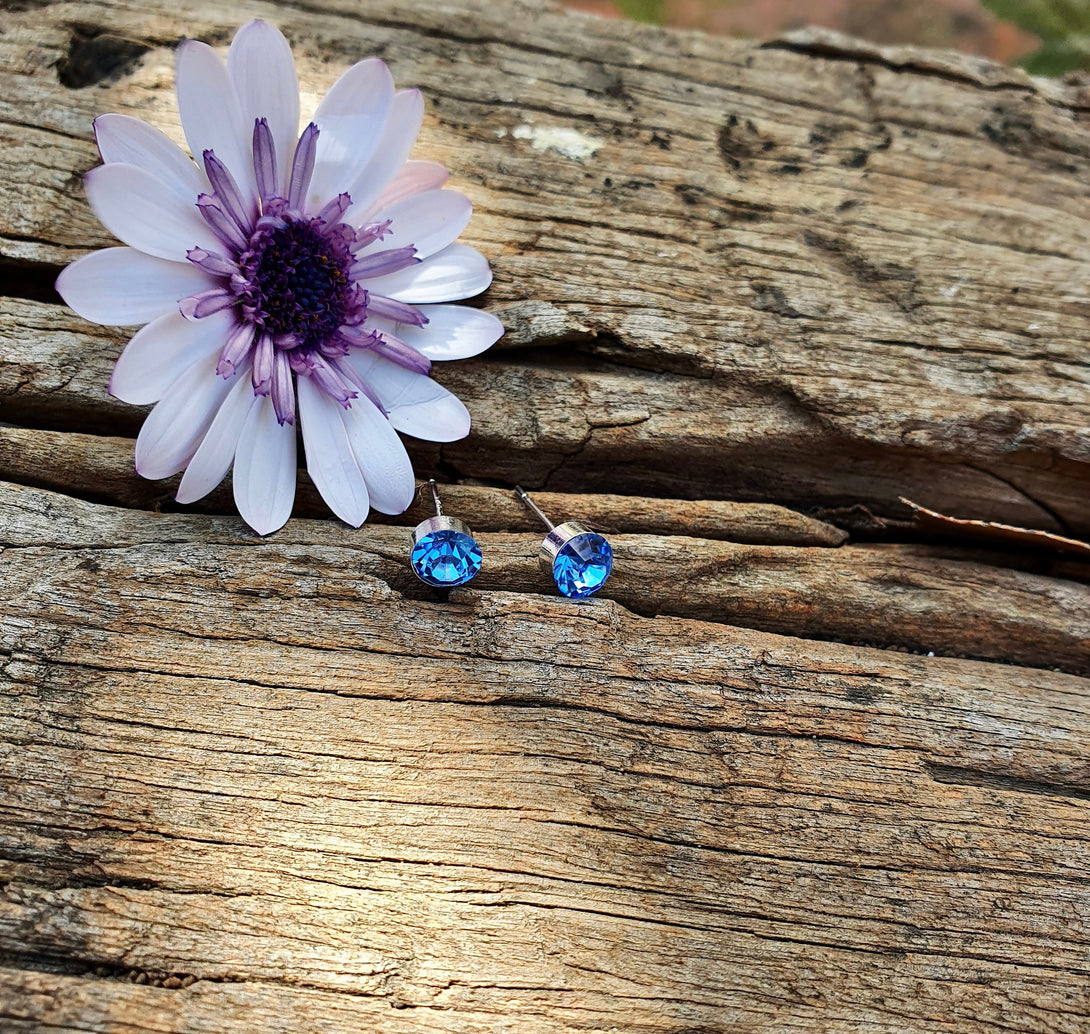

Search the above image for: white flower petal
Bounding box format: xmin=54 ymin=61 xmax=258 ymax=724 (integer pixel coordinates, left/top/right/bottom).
xmin=135 ymin=351 xmax=240 ymax=479
xmin=309 ymin=58 xmax=394 ymax=209
xmin=340 ymin=394 xmax=416 ymax=514
xmin=365 ymin=243 xmax=492 ymax=303
xmin=233 ymin=393 xmax=298 ymax=535
xmin=83 ymin=163 xmax=218 ymax=261
xmin=93 ymin=114 xmax=204 ymax=203
xmin=175 ymin=39 xmax=256 ymax=203
xmin=56 ymin=247 xmax=213 ymax=327
xmin=111 ymin=309 xmax=233 ymax=405
xmin=227 ymin=20 xmax=299 ymax=196
xmin=371 ymin=304 xmax=503 ymax=361
xmin=344 ymin=89 xmax=424 ymax=222
xmin=368 ymin=160 xmax=449 ymax=214
xmin=368 ymin=190 xmax=472 ymax=261
xmin=176 ymin=370 xmax=259 ymax=504
xmin=345 ymin=353 xmax=471 ymax=442
xmin=298 ymin=375 xmax=369 ymax=525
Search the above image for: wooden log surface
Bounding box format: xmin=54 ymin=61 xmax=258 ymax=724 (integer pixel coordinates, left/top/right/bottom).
xmin=1 ymin=1 xmax=1089 ymax=1031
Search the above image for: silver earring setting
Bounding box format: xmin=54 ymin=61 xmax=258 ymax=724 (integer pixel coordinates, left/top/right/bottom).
xmin=410 ymin=480 xmax=482 ymax=588
xmin=515 ymin=486 xmax=613 ymax=599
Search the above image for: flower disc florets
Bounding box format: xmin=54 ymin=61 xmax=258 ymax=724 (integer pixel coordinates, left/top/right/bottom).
xmin=246 ymin=216 xmax=356 ymax=348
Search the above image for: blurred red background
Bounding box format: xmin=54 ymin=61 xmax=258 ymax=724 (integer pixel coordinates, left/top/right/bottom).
xmin=562 ymin=0 xmax=1038 ymax=65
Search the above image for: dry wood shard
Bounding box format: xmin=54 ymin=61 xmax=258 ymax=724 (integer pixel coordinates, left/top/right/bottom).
xmin=0 ymin=426 xmax=849 ymax=545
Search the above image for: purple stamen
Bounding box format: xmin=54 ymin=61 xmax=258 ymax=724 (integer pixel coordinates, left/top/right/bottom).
xmin=180 ymin=288 xmax=236 ymax=320
xmin=337 ymin=359 xmax=389 ymax=416
xmin=252 ymin=118 xmax=278 ymax=203
xmin=316 ymin=193 xmax=352 ymax=225
xmin=353 ymin=220 xmax=393 ymax=250
xmin=272 ymin=332 xmax=301 ymax=350
xmin=318 ymin=336 xmax=351 ymax=358
xmin=187 ymin=247 xmax=239 ymax=277
xmin=217 ymin=322 xmax=256 ymax=378
xmin=271 ymin=351 xmax=295 ymax=425
xmin=258 ymin=198 xmax=290 ymax=222
xmin=339 ymin=286 xmax=369 ymax=327
xmin=366 ymin=294 xmax=429 ymax=327
xmin=335 ymin=324 xmax=378 ymax=346
xmin=371 ymin=332 xmax=432 ymax=375
xmin=203 ymin=150 xmax=255 ymax=236
xmin=252 ymin=334 xmax=274 ymax=396
xmin=294 ymin=352 xmax=356 ymax=407
xmin=349 ymin=246 xmax=420 ymax=280
xmin=197 ymin=194 xmax=248 ymax=252
xmin=287 ymin=122 xmax=319 ymax=211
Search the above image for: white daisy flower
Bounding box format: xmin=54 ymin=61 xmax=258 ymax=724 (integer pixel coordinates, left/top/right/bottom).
xmin=56 ymin=20 xmax=502 ymax=534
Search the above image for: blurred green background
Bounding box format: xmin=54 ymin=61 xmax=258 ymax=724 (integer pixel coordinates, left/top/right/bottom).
xmin=561 ymin=0 xmax=1090 ymax=75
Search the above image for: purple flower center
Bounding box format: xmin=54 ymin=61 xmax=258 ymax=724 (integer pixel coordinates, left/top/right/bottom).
xmin=245 ymin=217 xmax=353 ymax=352
xmin=179 ymin=124 xmax=434 ymax=426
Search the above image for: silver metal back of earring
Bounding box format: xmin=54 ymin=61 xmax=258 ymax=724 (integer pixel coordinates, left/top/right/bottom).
xmin=412 ymin=514 xmax=472 ymax=546
xmin=537 ymin=520 xmax=592 ymax=570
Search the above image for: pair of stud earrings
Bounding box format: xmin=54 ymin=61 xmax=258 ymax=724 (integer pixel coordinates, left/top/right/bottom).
xmin=409 ymin=481 xmax=614 ymax=599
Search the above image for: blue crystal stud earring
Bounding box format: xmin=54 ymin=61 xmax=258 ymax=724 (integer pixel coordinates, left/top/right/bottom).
xmin=515 ymin=486 xmax=613 ymax=599
xmin=410 ymin=480 xmax=482 ymax=589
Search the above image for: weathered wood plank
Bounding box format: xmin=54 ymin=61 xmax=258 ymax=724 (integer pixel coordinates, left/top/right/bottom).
xmin=0 ymin=426 xmax=848 ymax=544
xmin=3 ymin=294 xmax=1085 ymax=537
xmin=2 ymin=483 xmax=1089 ymax=1033
xmin=2 ymin=481 xmax=1087 ymax=672
xmin=2 ymin=1 xmax=1090 ymax=1030
xmin=2 ymin=2 xmax=1090 ymax=529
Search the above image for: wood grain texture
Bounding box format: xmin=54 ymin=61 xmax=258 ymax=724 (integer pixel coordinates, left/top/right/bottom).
xmin=2 ymin=484 xmax=1090 ymax=1033
xmin=2 ymin=480 xmax=1087 ymax=672
xmin=0 ymin=426 xmax=849 ymax=544
xmin=1 ymin=0 xmax=1089 ymax=1031
xmin=4 ymin=2 xmax=1090 ymax=528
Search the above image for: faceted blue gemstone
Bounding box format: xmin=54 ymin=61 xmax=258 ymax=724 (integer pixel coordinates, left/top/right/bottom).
xmin=552 ymin=532 xmax=613 ymax=598
xmin=411 ymin=530 xmax=482 ymax=588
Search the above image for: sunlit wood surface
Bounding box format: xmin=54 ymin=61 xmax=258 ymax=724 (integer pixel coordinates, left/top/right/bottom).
xmin=1 ymin=2 xmax=1088 ymax=1031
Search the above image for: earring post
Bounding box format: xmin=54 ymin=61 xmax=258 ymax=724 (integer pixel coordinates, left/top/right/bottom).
xmin=428 ymin=479 xmax=443 ymax=517
xmin=514 ymin=485 xmax=555 ymax=531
